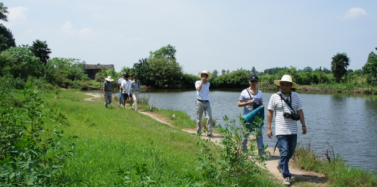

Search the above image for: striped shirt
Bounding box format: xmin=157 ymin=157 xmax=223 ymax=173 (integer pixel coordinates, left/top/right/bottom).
xmin=267 ymin=91 xmax=303 ymax=136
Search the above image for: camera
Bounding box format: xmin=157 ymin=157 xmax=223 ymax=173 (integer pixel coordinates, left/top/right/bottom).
xmin=283 ymin=112 xmax=291 ymax=118
xmin=283 ymin=112 xmax=300 ymax=121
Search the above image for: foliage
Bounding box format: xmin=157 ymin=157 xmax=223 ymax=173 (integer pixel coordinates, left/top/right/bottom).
xmin=0 ymin=2 xmax=8 ymax=22
xmin=363 ymin=51 xmax=377 ymax=86
xmin=331 ymin=53 xmax=350 ymax=83
xmin=45 ymin=57 xmax=89 ymax=88
xmin=30 ymin=39 xmax=51 ymax=65
xmin=0 ymin=79 xmax=73 ymax=186
xmin=2 ymin=45 xmax=43 ymax=80
xmin=210 ymin=69 xmax=250 ymax=88
xmin=251 ymin=66 xmax=257 ymax=75
xmin=149 ymin=44 xmax=176 ymax=61
xmin=264 ymin=66 xmax=289 ymax=75
xmin=212 ymin=69 xmax=218 ymax=78
xmin=293 ymin=143 xmax=377 ymax=186
xmin=196 ymin=115 xmax=269 ymax=186
xmin=302 ymin=66 xmax=313 ymax=73
xmin=0 ymin=51 xmax=15 ymax=76
xmin=0 ymin=24 xmax=15 ymax=50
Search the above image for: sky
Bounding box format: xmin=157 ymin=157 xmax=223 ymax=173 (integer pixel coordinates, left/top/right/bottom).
xmin=3 ymin=0 xmax=377 ymax=74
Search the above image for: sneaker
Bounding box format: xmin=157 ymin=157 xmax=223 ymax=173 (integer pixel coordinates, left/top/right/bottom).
xmin=207 ymin=133 xmax=212 ymax=137
xmin=277 ymin=165 xmax=282 ymax=173
xmin=283 ymin=177 xmax=290 ymax=186
xmin=105 ymin=103 xmax=108 ymax=108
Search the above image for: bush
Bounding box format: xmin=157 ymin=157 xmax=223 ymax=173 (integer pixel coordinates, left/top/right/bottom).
xmin=0 ymin=79 xmax=74 ymax=186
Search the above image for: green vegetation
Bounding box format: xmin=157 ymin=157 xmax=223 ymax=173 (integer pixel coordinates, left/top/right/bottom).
xmin=331 ymin=53 xmax=350 ymax=83
xmin=293 ymin=142 xmax=377 ymax=187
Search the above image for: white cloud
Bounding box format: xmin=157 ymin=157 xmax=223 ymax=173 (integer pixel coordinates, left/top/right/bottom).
xmin=341 ymin=7 xmax=367 ymax=20
xmin=59 ymin=21 xmax=142 ymax=44
xmin=4 ymin=6 xmax=29 ymax=27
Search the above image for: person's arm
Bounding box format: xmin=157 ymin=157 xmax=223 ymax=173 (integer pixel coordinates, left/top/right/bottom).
xmin=103 ymin=82 xmax=106 ymax=96
xmin=267 ymin=110 xmax=274 ymax=138
xmin=238 ymin=100 xmax=253 ymax=107
xmin=297 ymin=110 xmax=307 ymax=134
xmin=196 ymin=79 xmax=206 ymax=91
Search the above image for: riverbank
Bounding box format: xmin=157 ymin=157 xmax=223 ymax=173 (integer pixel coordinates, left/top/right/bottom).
xmin=41 ymin=89 xmax=280 ymax=186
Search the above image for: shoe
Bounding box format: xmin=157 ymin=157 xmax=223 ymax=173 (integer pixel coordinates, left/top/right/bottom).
xmin=207 ymin=133 xmax=212 ymax=137
xmin=105 ymin=103 xmax=108 ymax=108
xmin=283 ymin=177 xmax=290 ymax=186
xmin=277 ymin=165 xmax=282 ymax=173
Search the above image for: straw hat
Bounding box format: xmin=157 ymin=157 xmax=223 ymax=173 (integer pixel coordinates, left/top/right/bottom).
xmin=197 ymin=70 xmax=212 ymax=79
xmin=274 ymin=75 xmax=299 ymax=88
xmin=105 ymin=76 xmax=114 ymax=81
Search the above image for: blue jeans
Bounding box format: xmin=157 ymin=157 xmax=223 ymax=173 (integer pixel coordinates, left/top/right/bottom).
xmin=119 ymin=89 xmax=123 ymax=104
xmin=277 ymin=134 xmax=297 ymax=179
xmin=242 ymin=122 xmax=264 ymax=155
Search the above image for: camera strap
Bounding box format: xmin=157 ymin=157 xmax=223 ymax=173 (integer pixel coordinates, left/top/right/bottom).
xmin=278 ymin=92 xmax=296 ymax=114
xmin=246 ymin=88 xmax=260 ymax=109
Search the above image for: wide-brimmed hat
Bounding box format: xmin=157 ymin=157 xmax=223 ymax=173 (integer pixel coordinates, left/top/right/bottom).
xmin=197 ymin=70 xmax=212 ymax=79
xmin=105 ymin=76 xmax=114 ymax=81
xmin=274 ymin=75 xmax=299 ymax=88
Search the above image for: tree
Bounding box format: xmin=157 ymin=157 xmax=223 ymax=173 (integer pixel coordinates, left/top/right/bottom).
xmin=251 ymin=66 xmax=256 ymax=75
xmin=212 ymin=70 xmax=218 ymax=78
xmin=331 ymin=53 xmax=349 ymax=83
xmin=0 ymin=24 xmax=15 ymax=50
xmin=149 ymin=44 xmax=176 ymax=61
xmin=322 ymin=67 xmax=331 ymax=74
xmin=2 ymin=45 xmax=43 ymax=80
xmin=226 ymin=70 xmax=230 ymax=74
xmin=362 ymin=51 xmax=377 ymax=85
xmin=30 ymin=40 xmax=51 ymax=65
xmin=302 ymin=66 xmax=313 ymax=73
xmin=0 ymin=2 xmax=8 ymax=22
xmin=221 ymin=69 xmax=226 ymax=75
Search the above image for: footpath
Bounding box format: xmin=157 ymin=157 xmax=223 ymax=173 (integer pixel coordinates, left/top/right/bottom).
xmin=138 ymin=110 xmax=328 ymax=187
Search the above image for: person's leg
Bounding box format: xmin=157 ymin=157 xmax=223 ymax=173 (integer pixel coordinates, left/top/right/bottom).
xmin=104 ymin=95 xmax=108 ymax=107
xmin=241 ymin=119 xmax=251 ymax=150
xmin=196 ymin=101 xmax=205 ymax=134
xmin=132 ymin=93 xmax=136 ymax=109
xmin=129 ymin=95 xmax=133 ymax=109
xmin=204 ymin=102 xmax=213 ymax=135
xmin=287 ymin=135 xmax=297 ymax=160
xmin=134 ymin=92 xmax=139 ymax=110
xmin=108 ymin=94 xmax=112 ymax=104
xmin=122 ymin=94 xmax=126 ymax=108
xmin=119 ymin=89 xmax=122 ymax=105
xmin=277 ymin=135 xmax=292 ymax=179
xmin=256 ymin=123 xmax=265 ymax=155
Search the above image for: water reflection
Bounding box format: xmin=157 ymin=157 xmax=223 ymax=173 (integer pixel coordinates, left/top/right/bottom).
xmin=87 ymin=89 xmax=377 ymax=171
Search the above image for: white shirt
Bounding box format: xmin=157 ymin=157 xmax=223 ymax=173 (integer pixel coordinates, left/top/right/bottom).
xmin=268 ymin=91 xmax=303 ymax=136
xmin=195 ymin=81 xmax=210 ymax=100
xmin=121 ymin=79 xmax=132 ymax=94
xmin=118 ymin=78 xmax=125 ymax=88
xmin=239 ymin=89 xmax=263 ymax=116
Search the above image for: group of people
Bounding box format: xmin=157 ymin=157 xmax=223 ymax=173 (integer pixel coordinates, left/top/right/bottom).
xmin=195 ymin=70 xmax=307 ymax=186
xmin=102 ymin=74 xmax=141 ymax=111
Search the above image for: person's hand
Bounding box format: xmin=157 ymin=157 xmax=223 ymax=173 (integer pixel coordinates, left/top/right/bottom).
xmin=201 ymin=77 xmax=206 ymax=82
xmin=246 ymin=100 xmax=254 ymax=105
xmin=302 ymin=127 xmax=307 ymax=135
xmin=267 ymin=129 xmax=273 ymax=138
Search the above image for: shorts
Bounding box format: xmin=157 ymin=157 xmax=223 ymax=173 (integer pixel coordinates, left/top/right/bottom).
xmin=122 ymin=94 xmax=131 ymax=100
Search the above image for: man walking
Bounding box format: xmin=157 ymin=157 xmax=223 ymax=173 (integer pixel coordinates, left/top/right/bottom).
xmin=121 ymin=74 xmax=133 ymax=109
xmin=131 ymin=75 xmax=140 ymax=111
xmin=267 ymin=75 xmax=307 ymax=186
xmin=103 ymin=76 xmax=114 ymax=108
xmin=118 ymin=74 xmax=125 ymax=105
xmin=195 ymin=70 xmax=213 ymax=136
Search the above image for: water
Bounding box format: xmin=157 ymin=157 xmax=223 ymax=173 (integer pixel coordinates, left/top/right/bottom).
xmin=89 ymin=89 xmax=377 ymax=171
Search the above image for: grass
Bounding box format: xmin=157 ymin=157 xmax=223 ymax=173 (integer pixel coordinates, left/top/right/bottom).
xmin=39 ymin=89 xmax=281 ymax=186
xmin=292 ymin=142 xmax=377 ymax=187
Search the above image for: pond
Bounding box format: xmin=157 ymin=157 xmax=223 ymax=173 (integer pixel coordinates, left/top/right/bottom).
xmin=88 ymin=88 xmax=377 ymax=172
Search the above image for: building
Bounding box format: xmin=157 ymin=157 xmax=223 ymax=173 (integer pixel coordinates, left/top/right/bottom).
xmin=85 ymin=64 xmax=114 ymax=80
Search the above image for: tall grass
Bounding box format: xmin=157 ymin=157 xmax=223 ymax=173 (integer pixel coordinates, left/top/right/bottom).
xmin=293 ymin=142 xmax=377 ymax=187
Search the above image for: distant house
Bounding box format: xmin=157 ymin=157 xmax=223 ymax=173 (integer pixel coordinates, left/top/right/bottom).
xmin=85 ymin=64 xmax=114 ymax=80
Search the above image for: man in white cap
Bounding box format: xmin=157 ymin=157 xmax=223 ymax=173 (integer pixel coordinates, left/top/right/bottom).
xmin=103 ymin=76 xmax=114 ymax=108
xmin=195 ymin=70 xmax=213 ymax=136
xmin=267 ymin=74 xmax=307 ymax=186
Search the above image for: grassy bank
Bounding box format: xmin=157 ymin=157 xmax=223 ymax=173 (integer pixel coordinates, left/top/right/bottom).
xmin=297 ymin=84 xmax=377 ymax=94
xmin=40 ymin=89 xmax=280 ymax=186
xmin=292 ymin=143 xmax=377 ymax=186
